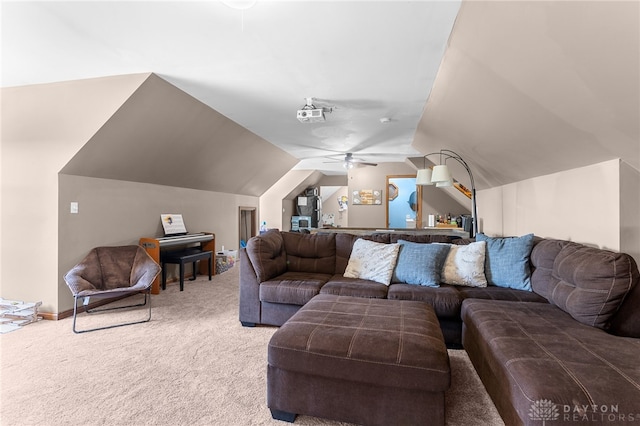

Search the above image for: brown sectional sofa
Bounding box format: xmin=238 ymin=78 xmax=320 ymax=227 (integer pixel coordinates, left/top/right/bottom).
xmin=239 ymin=229 xmax=547 ymax=346
xmin=462 ymin=239 xmax=640 ymax=426
xmin=239 ymin=229 xmax=640 ymax=425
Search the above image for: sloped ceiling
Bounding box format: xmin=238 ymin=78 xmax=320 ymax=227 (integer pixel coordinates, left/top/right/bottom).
xmin=60 ymin=73 xmax=298 ymax=196
xmin=1 ymin=1 xmax=460 ymax=175
xmin=413 ymin=0 xmax=639 ymax=190
xmin=3 ymin=1 xmax=638 ymax=192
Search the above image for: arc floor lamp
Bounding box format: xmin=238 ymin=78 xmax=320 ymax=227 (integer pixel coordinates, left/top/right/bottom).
xmin=416 ymin=149 xmax=478 ymax=237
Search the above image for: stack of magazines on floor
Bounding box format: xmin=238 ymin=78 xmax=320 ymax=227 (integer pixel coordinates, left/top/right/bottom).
xmin=0 ymin=298 xmax=42 ymax=333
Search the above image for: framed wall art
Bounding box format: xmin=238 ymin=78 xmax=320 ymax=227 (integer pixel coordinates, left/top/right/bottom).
xmin=352 ymin=189 xmax=382 ymax=205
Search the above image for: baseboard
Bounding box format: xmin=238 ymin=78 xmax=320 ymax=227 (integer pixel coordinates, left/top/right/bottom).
xmin=44 ymin=274 xmax=194 ymax=321
xmin=46 ymin=293 xmax=136 ymax=321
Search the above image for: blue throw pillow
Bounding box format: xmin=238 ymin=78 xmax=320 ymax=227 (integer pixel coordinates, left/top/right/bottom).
xmin=475 ymin=233 xmax=535 ymax=291
xmin=392 ymin=240 xmax=451 ymax=287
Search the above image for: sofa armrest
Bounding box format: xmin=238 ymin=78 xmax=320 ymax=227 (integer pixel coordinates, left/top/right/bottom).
xmin=239 ymin=248 xmax=261 ymax=325
xmin=245 ymin=229 xmax=287 ymax=282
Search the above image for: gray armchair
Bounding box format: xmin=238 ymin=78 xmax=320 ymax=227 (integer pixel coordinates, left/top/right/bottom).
xmin=64 ymin=245 xmax=161 ymax=333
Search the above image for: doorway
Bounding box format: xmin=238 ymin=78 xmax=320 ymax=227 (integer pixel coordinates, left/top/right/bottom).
xmin=239 ymin=207 xmax=257 ymax=248
xmin=386 ymin=175 xmax=422 ymax=229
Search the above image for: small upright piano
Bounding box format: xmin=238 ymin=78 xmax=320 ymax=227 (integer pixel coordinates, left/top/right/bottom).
xmin=139 ymin=232 xmax=215 ymax=294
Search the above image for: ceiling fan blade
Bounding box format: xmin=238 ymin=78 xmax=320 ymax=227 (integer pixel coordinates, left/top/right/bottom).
xmin=353 ymin=161 xmax=377 ymax=167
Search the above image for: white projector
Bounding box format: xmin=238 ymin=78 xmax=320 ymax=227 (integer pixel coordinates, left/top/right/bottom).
xmin=297 ymin=108 xmax=325 ymax=123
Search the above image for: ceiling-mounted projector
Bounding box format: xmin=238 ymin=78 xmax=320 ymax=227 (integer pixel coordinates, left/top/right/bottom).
xmin=297 ymin=97 xmax=329 ymax=123
xmin=297 ymin=108 xmax=325 ymax=123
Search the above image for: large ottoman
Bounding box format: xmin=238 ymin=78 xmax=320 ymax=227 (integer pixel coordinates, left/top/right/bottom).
xmin=267 ymin=294 xmax=450 ymax=425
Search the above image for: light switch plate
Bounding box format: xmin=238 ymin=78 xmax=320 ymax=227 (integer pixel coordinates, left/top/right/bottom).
xmin=70 ymin=202 xmax=79 ymax=214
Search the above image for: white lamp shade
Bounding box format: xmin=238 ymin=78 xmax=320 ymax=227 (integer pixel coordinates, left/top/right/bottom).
xmin=436 ymin=179 xmax=453 ymax=187
xmin=431 ymin=165 xmax=451 ymax=183
xmin=416 ymin=169 xmax=434 ymax=185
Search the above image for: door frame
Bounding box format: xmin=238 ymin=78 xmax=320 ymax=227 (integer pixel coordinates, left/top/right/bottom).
xmin=239 ymin=206 xmax=257 ymax=247
xmin=385 ymin=175 xmax=422 ymax=229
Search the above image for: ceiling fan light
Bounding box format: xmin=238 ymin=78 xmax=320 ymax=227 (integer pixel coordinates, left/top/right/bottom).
xmin=416 ymin=169 xmax=434 ymax=185
xmin=343 ymin=161 xmax=354 ymax=169
xmin=431 ymin=164 xmax=451 ymax=183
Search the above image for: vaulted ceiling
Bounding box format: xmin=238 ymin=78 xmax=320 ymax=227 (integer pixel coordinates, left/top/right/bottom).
xmin=2 ymin=1 xmax=638 ymax=191
xmin=412 ymin=0 xmax=640 ymax=190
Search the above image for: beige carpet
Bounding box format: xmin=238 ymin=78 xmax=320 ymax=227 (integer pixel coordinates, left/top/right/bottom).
xmin=0 ymin=262 xmax=503 ymax=426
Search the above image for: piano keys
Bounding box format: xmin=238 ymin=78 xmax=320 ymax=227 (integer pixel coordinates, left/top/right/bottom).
xmin=139 ymin=232 xmax=215 ymax=294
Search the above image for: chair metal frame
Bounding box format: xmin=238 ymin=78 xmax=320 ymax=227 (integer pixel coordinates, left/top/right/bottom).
xmin=72 ymin=288 xmax=152 ymax=334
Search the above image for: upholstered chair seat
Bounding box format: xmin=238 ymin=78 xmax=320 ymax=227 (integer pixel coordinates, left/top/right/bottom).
xmin=64 ymin=245 xmax=161 ymax=333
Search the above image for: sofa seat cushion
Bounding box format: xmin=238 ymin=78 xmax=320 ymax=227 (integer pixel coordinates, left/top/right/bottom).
xmin=320 ymin=275 xmax=389 ymax=299
xmin=461 ymin=299 xmax=640 ymax=424
xmin=456 ymin=286 xmax=548 ymax=303
xmin=388 ymin=283 xmax=462 ymax=319
xmin=259 ymin=272 xmax=332 ymax=306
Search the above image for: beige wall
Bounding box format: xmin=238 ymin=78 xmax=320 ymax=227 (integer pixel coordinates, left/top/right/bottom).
xmin=421 ymin=184 xmax=470 ymax=226
xmin=477 ymin=159 xmax=639 ymax=264
xmin=259 ymin=169 xmax=316 ymax=231
xmin=320 ymin=186 xmax=349 ymax=228
xmin=346 ymin=162 xmax=472 ymax=229
xmin=57 ymin=175 xmax=257 ymax=313
xmin=1 ymin=74 xmax=280 ymax=314
xmin=1 ymin=74 xmax=149 ymax=313
xmin=347 ymin=162 xmax=418 ymax=228
xmin=620 ymin=161 xmax=640 ymax=263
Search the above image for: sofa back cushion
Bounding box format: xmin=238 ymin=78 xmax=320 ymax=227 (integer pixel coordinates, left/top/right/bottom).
xmin=335 ymin=233 xmax=359 ymax=274
xmin=545 ymin=242 xmax=637 ymax=330
xmin=334 ymin=233 xmax=390 ymax=275
xmin=607 ymin=256 xmax=640 ymax=337
xmin=389 ymin=234 xmax=457 ymax=244
xmin=246 ymin=229 xmax=287 ymax=282
xmin=530 ymin=239 xmax=570 ymax=299
xmin=282 ymin=232 xmax=336 ymax=274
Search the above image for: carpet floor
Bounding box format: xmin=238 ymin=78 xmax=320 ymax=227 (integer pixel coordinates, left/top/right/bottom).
xmin=0 ymin=262 xmax=504 ymax=426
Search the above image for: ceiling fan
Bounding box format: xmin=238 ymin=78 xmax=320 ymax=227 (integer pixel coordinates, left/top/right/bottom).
xmin=324 ymin=153 xmax=378 ymax=169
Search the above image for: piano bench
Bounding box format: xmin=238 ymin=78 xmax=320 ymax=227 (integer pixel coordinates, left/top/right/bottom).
xmin=161 ymin=249 xmax=212 ymax=291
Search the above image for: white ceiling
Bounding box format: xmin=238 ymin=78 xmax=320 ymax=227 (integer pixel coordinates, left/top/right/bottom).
xmin=1 ymin=0 xmax=461 ymax=175
xmin=4 ymin=1 xmax=638 ymax=189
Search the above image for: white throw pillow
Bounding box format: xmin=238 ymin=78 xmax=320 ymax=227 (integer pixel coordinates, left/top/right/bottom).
xmin=441 ymin=241 xmax=487 ymax=287
xmin=344 ymin=239 xmax=400 ymax=285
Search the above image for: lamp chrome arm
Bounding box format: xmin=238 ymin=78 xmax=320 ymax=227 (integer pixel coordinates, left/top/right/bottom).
xmin=419 ymin=149 xmax=478 ymax=237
